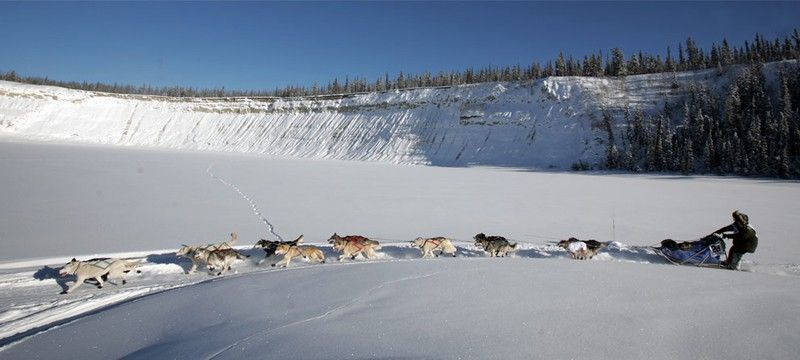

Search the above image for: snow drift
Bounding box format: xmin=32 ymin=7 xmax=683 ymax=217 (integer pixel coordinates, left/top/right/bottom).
xmin=2 ymin=63 xmax=791 ymax=168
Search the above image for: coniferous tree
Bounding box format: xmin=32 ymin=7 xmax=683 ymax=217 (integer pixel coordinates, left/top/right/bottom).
xmin=611 ymin=48 xmax=627 ymax=76
xmin=555 ymin=52 xmax=567 ymax=76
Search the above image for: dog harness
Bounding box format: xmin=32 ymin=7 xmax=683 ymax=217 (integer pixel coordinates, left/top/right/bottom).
xmin=65 ymin=259 xmax=115 ymax=275
xmin=342 ymin=236 xmax=369 ymax=243
xmin=201 ymin=242 xmax=232 ymax=252
xmin=334 ymin=237 xmax=368 ymax=253
xmin=422 ymin=239 xmax=443 ymax=248
xmin=347 ymin=241 xmax=365 ymax=252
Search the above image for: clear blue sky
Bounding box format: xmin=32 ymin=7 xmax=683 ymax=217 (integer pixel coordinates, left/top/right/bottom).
xmin=1 ymin=1 xmax=798 ymax=91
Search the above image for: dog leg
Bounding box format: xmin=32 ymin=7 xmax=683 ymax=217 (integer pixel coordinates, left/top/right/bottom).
xmin=63 ymin=276 xmax=85 ymax=294
xmin=94 ymin=276 xmax=104 ymax=289
xmin=273 ymin=257 xmax=288 ymax=267
xmin=108 ymin=269 xmax=125 ymax=285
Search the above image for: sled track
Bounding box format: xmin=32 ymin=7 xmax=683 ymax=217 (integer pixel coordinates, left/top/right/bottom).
xmin=206 ymin=163 xmax=285 ymax=241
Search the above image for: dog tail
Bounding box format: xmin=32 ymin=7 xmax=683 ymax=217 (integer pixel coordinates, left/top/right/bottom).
xmin=510 ymin=243 xmax=517 ymax=249
xmin=122 ymin=258 xmax=144 ymax=268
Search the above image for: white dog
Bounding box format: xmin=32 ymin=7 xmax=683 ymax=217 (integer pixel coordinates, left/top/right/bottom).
xmin=411 ymin=237 xmax=458 ymax=258
xmin=203 ymin=248 xmax=249 ymax=275
xmin=176 ymin=232 xmax=238 ymax=274
xmin=566 ymin=241 xmax=589 ymax=259
xmin=58 ymin=258 xmax=141 ymax=294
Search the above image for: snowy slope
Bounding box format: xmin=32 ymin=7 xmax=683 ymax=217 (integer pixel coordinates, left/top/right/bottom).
xmin=2 ymin=63 xmax=790 ymax=169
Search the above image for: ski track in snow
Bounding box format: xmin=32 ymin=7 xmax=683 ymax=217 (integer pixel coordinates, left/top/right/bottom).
xmin=0 ymin=242 xmax=797 ymax=351
xmin=206 ymin=163 xmax=285 ymax=241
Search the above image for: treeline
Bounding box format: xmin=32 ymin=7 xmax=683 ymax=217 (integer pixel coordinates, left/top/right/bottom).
xmin=599 ymin=62 xmax=800 ymax=178
xmin=1 ymin=30 xmax=800 ymax=98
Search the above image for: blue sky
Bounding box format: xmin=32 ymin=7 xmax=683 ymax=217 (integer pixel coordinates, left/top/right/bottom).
xmin=1 ymin=1 xmax=798 ymax=91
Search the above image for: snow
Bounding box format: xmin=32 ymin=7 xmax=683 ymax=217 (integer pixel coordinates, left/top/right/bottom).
xmin=3 ymin=260 xmax=800 ymax=359
xmin=2 ymin=62 xmax=794 ymax=169
xmin=1 ymin=65 xmax=800 ymax=357
xmin=0 ymin=141 xmax=799 ymax=358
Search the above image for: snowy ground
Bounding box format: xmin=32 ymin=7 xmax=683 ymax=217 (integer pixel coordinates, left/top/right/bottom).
xmin=1 ymin=140 xmax=800 ymax=358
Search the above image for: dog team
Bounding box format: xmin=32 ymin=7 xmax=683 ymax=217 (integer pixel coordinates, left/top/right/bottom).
xmin=57 ymin=231 xmax=604 ymax=294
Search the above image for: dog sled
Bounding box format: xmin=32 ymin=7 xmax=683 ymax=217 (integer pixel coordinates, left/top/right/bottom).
xmin=656 ymin=234 xmax=727 ymax=268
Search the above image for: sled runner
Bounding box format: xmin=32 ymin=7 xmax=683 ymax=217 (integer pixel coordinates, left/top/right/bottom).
xmin=656 ymin=234 xmax=727 ymax=268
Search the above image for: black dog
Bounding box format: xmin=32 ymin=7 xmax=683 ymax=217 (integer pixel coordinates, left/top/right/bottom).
xmin=254 ymin=237 xmax=302 ymax=259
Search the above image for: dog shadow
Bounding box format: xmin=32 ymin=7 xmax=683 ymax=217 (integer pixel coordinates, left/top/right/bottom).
xmin=453 ymin=246 xmax=487 ymax=258
xmin=378 ymin=245 xmax=429 ymax=259
xmin=147 ymin=251 xmax=200 ymax=274
xmin=32 ymin=266 xmax=71 ymax=293
xmin=514 ymin=247 xmax=561 ymax=259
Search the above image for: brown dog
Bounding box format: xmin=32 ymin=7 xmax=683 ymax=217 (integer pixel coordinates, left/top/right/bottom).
xmin=329 ymin=235 xmax=381 ymax=261
xmin=254 ymin=235 xmax=304 ymax=263
xmin=272 ymin=243 xmax=325 ymax=267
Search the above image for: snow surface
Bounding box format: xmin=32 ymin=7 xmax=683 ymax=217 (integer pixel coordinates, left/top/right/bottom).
xmin=1 ymin=141 xmax=799 ymax=359
xmin=4 ymin=259 xmax=800 ymax=360
xmin=2 ymin=62 xmax=794 ymax=169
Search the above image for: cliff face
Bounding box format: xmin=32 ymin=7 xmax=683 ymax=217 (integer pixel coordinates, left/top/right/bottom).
xmin=1 ymin=63 xmax=781 ymax=168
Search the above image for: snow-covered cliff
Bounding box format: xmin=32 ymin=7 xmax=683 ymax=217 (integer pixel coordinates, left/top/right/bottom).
xmin=0 ymin=63 xmax=786 ymax=168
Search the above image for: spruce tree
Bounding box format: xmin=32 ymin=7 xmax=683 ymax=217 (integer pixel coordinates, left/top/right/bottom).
xmin=611 ymin=48 xmax=627 ymax=76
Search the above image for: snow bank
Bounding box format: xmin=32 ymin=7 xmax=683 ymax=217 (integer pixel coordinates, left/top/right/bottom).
xmin=2 ymin=63 xmax=790 ymax=169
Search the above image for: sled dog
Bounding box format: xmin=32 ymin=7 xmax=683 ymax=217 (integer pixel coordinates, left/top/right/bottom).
xmin=176 ymin=232 xmax=238 ymax=274
xmin=327 ymin=233 xmax=380 ymax=247
xmin=557 ymin=237 xmax=608 ymax=260
xmin=473 ymin=233 xmax=517 ymax=257
xmin=272 ymin=243 xmax=325 ymax=267
xmin=254 ymin=235 xmax=303 ymax=261
xmin=58 ymin=258 xmax=141 ymax=294
xmin=329 ymin=234 xmax=381 ymax=261
xmin=411 ymin=237 xmax=457 ymax=258
xmin=204 ymin=248 xmax=249 ymax=275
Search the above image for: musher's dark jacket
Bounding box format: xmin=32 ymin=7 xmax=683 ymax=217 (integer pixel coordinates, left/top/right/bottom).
xmin=716 ymin=223 xmax=758 ymax=253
